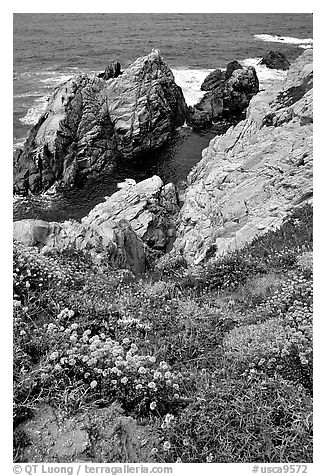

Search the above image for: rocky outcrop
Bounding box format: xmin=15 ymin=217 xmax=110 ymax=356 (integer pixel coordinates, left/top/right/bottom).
xmin=259 ymin=51 xmax=290 ymax=70
xmin=13 ymin=50 xmax=187 ymax=195
xmin=13 ymin=175 xmax=179 ymax=272
xmin=83 ymin=175 xmax=179 ymax=251
xmin=200 ymin=61 xmax=243 ymax=92
xmin=98 ymin=60 xmax=122 ymax=80
xmin=200 ymin=69 xmax=225 ymax=92
xmin=187 ymin=61 xmax=259 ymax=129
xmin=13 ymin=217 xmax=146 ymax=274
xmin=172 ymin=49 xmax=313 ymax=264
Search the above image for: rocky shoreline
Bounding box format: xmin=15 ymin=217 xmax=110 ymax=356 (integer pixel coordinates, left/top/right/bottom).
xmin=13 ymin=49 xmax=313 ymax=272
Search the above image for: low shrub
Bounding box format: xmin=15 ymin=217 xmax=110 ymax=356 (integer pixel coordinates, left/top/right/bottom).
xmin=154 ymin=375 xmax=313 ymax=463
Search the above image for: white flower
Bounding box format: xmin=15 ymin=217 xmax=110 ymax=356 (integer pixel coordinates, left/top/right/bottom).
xmin=163 ymin=441 xmax=171 ymax=451
xmin=206 ymin=453 xmax=214 ymax=463
xmin=122 ymin=337 xmax=130 ymax=345
xmin=173 ymin=383 xmax=179 ymax=390
xmin=159 ymin=361 xmax=168 ymax=369
xmin=121 ymin=377 xmax=128 ymax=384
xmin=164 ymin=371 xmax=172 ymax=379
xmin=149 ymin=356 xmax=156 ymax=363
xmin=148 ymin=381 xmax=156 ymax=390
xmin=150 ymin=401 xmax=157 ymax=410
xmin=153 ymin=371 xmax=162 ymax=380
xmin=164 ymin=413 xmax=174 ymax=426
xmin=49 ymin=351 xmax=59 ymax=361
xmin=111 ymin=380 xmax=117 ymax=385
xmin=70 ymin=323 xmax=78 ymax=330
xmin=138 ymin=366 xmax=147 ymax=374
xmin=90 ymin=380 xmax=98 ymax=388
xmin=135 ymin=384 xmax=143 ymax=390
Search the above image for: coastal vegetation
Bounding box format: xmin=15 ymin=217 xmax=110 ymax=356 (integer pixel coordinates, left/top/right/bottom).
xmin=13 ymin=204 xmax=313 ymax=463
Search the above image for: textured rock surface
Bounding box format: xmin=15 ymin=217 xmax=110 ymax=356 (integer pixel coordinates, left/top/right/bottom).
xmin=200 ymin=60 xmax=243 ymax=92
xmin=259 ymin=50 xmax=291 ymax=70
xmin=188 ymin=62 xmax=259 ymax=128
xmin=200 ymin=68 xmax=225 ymax=92
xmin=13 ymin=218 xmax=146 ymax=274
xmin=172 ymin=50 xmax=313 ymax=264
xmin=83 ymin=175 xmax=179 ymax=251
xmin=13 ymin=50 xmax=187 ymax=195
xmin=17 ymin=403 xmax=158 ymax=463
xmin=13 ymin=175 xmax=179 ymax=272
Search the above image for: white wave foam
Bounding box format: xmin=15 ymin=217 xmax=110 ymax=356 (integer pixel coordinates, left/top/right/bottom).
xmin=299 ymin=44 xmax=313 ymax=49
xmin=255 ymin=34 xmax=313 ymax=46
xmin=241 ymin=58 xmax=287 ymax=86
xmin=172 ymin=68 xmax=214 ymax=106
xmin=14 ymin=91 xmax=43 ymax=99
xmin=19 ymin=96 xmax=49 ymax=126
xmin=40 ymin=74 xmax=74 ymax=85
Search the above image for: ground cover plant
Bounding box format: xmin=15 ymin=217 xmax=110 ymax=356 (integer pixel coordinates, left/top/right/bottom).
xmin=13 ymin=204 xmax=313 ymax=463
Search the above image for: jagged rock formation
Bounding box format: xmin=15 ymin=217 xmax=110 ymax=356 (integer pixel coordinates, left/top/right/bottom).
xmin=187 ymin=61 xmax=259 ymax=129
xmin=259 ymin=51 xmax=291 ymax=70
xmin=98 ymin=60 xmax=122 ymax=80
xmin=200 ymin=60 xmax=243 ymax=92
xmin=172 ymin=49 xmax=313 ymax=264
xmin=13 ymin=175 xmax=179 ymax=273
xmin=13 ymin=50 xmax=187 ymax=195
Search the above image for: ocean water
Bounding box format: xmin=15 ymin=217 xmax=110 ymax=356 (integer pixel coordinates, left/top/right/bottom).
xmin=13 ymin=13 xmax=313 ymax=221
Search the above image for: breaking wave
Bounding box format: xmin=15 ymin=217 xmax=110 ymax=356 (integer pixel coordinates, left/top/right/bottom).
xmin=254 ymin=34 xmax=313 ymax=48
xmin=172 ymin=68 xmax=214 ymax=106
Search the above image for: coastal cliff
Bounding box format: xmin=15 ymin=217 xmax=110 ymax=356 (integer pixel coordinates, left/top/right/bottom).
xmin=13 ymin=176 xmax=179 ymax=273
xmin=171 ymin=49 xmax=313 ymax=264
xmin=13 ymin=50 xmax=187 ymax=195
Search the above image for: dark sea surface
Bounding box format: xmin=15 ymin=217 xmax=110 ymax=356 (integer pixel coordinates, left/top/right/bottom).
xmin=13 ymin=13 xmax=313 ymax=222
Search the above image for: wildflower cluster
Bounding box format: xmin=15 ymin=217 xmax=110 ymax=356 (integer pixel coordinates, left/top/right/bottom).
xmin=14 ymin=311 xmax=185 ymax=416
xmin=13 ymin=242 xmax=81 ymax=303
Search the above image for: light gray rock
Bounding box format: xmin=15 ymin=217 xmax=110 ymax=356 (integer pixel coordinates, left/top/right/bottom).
xmin=13 ymin=218 xmax=146 ymax=274
xmin=172 ymin=50 xmax=313 ymax=264
xmin=83 ymin=175 xmax=179 ymax=250
xmin=13 ymin=175 xmax=180 ymax=272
